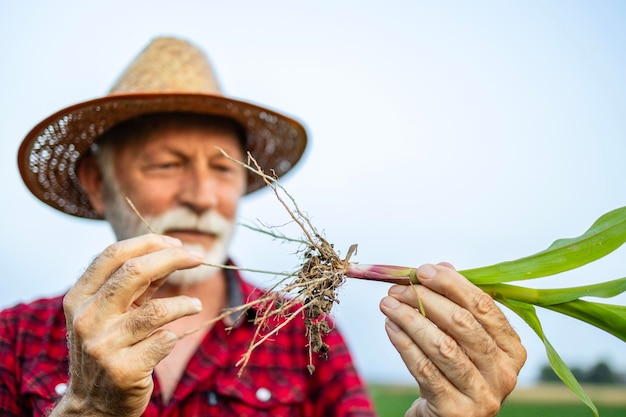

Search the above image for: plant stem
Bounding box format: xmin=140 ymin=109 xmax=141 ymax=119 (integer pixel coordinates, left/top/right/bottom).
xmin=343 ymin=263 xmax=419 ymax=285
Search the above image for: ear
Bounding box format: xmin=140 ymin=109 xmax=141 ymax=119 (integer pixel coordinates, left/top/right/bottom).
xmin=77 ymin=154 xmax=106 ymax=216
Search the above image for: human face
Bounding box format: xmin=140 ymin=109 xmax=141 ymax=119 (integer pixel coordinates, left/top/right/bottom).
xmin=96 ymin=116 xmax=247 ymax=284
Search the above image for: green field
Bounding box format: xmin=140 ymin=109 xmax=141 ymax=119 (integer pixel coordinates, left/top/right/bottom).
xmin=368 ymin=384 xmax=626 ymax=417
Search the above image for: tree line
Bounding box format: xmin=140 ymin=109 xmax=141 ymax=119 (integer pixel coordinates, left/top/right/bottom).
xmin=538 ymin=360 xmax=625 ymax=385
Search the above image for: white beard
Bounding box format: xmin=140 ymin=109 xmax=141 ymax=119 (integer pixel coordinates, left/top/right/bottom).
xmin=98 ymin=162 xmax=235 ymax=286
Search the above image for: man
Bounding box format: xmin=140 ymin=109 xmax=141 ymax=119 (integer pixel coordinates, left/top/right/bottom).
xmin=2 ymin=37 xmax=526 ymax=416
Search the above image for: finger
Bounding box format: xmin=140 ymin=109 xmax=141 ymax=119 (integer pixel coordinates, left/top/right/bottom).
xmin=416 ymin=264 xmax=526 ymax=368
xmin=381 ymin=294 xmax=487 ymax=401
xmin=382 ymin=312 xmax=450 ymax=403
xmin=131 ymin=276 xmax=168 ymax=308
xmin=94 ymin=246 xmax=204 ymax=316
xmin=69 ymin=234 xmax=184 ymax=300
xmin=134 ymin=328 xmax=179 ymax=369
xmin=116 ymin=295 xmax=202 ymax=346
xmin=107 ymin=328 xmax=178 ymax=389
xmin=437 ymin=261 xmax=455 ymax=270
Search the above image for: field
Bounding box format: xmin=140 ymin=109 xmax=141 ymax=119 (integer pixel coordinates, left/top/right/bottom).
xmin=368 ymin=384 xmax=626 ymax=416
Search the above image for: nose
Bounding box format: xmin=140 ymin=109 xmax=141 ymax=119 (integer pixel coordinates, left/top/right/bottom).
xmin=178 ymin=166 xmax=218 ymax=214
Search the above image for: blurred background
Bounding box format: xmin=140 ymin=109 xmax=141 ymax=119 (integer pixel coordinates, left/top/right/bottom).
xmin=1 ymin=0 xmax=625 ymax=389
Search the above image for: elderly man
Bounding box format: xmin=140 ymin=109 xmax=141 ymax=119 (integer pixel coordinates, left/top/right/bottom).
xmin=1 ymin=37 xmax=525 ymax=416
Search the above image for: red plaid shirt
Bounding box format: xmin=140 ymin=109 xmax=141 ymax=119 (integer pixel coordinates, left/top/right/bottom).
xmin=0 ymin=271 xmax=375 ymax=416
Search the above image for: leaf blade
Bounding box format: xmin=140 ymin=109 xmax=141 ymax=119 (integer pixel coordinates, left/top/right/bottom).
xmin=544 ymin=300 xmax=626 ymax=342
xmin=498 ymin=298 xmax=599 ymax=417
xmin=480 ymin=277 xmax=626 ymax=306
xmin=461 ymin=206 xmax=626 ymax=284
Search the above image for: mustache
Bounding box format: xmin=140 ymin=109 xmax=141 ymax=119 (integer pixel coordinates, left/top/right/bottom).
xmin=144 ymin=208 xmax=233 ymax=236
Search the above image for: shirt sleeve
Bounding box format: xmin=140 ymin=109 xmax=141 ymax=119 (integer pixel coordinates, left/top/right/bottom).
xmin=0 ymin=305 xmax=25 ymax=417
xmin=307 ymin=321 xmax=377 ymax=417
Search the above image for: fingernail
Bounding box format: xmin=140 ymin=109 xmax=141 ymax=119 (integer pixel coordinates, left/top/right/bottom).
xmin=388 ymin=285 xmax=405 ymax=295
xmin=381 ymin=296 xmax=401 ymax=309
xmin=191 ymin=297 xmax=202 ymax=311
xmin=164 ymin=236 xmax=182 ymax=246
xmin=418 ymin=264 xmax=437 ymax=280
xmin=188 ymin=251 xmax=205 ymax=261
xmin=385 ymin=318 xmax=401 ymax=332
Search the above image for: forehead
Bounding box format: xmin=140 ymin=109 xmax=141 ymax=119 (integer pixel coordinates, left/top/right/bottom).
xmin=98 ymin=113 xmax=246 ymax=152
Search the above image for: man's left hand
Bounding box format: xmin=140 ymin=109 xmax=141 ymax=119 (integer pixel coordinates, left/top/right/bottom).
xmin=380 ymin=263 xmax=527 ymax=417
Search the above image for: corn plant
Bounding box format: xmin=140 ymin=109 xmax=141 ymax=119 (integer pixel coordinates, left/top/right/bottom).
xmin=174 ymin=150 xmax=626 ymax=416
xmin=345 ymin=206 xmax=626 ymax=417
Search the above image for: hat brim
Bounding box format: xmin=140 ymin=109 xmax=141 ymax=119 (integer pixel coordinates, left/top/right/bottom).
xmin=18 ymin=92 xmax=308 ymax=219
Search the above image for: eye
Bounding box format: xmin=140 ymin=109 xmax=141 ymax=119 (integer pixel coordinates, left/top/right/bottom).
xmin=212 ymin=162 xmax=234 ymax=173
xmin=210 ymin=156 xmax=239 ymax=174
xmin=143 ymin=160 xmax=184 ymax=176
xmin=156 ymin=162 xmax=182 ymax=170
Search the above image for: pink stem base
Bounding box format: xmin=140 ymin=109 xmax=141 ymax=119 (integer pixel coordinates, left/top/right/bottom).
xmin=343 ymin=263 xmax=418 ymax=285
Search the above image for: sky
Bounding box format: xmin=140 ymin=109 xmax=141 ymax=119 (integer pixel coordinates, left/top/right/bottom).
xmin=1 ymin=1 xmax=625 ymax=387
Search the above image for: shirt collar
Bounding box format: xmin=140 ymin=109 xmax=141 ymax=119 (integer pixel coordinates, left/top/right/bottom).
xmin=223 ymin=264 xmax=259 ymax=328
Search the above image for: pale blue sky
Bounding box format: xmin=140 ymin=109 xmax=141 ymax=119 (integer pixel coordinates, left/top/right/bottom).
xmin=1 ymin=1 xmax=625 ymax=386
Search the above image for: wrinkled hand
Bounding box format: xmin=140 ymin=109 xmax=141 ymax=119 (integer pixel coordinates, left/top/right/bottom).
xmin=51 ymin=234 xmax=204 ymax=417
xmin=380 ymin=263 xmax=526 ymax=417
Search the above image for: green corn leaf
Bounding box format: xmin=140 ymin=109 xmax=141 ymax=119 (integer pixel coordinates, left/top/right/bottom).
xmin=488 ymin=282 xmax=626 ymax=340
xmin=480 ymin=277 xmax=626 ymax=306
xmin=544 ymin=300 xmax=626 ymax=342
xmin=499 ymin=298 xmax=599 ymax=417
xmin=461 ymin=206 xmax=626 ymax=284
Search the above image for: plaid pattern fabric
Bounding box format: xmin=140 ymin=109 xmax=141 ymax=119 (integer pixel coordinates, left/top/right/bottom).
xmin=0 ymin=272 xmax=376 ymax=417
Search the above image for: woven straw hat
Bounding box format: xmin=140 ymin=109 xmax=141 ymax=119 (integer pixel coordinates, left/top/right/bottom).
xmin=17 ymin=36 xmax=308 ymax=219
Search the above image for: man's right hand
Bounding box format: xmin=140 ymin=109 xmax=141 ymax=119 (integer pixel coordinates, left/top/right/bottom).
xmin=50 ymin=234 xmax=204 ymax=417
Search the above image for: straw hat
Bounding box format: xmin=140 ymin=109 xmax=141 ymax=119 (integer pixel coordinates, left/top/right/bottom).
xmin=17 ymin=36 xmax=308 ymax=219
